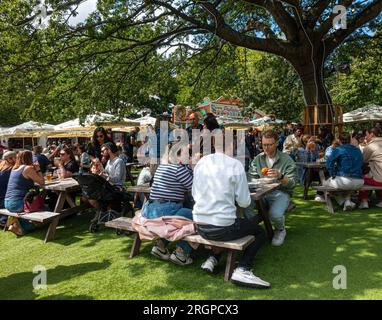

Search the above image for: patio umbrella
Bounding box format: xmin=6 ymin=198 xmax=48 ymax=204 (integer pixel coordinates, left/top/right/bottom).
xmin=0 ymin=121 xmax=55 ymax=138
xmin=343 ymin=104 xmax=382 ymax=123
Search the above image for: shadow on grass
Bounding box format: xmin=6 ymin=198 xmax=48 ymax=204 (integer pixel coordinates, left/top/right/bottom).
xmin=0 ymin=260 xmax=111 ymax=300
xmin=116 ymin=187 xmax=382 ymax=299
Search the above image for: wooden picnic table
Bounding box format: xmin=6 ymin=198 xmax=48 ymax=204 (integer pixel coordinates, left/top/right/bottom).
xmin=126 ymin=182 xmax=280 ymax=240
xmin=40 ymin=178 xmax=90 ymax=241
xmin=125 ymin=163 xmax=146 ymax=185
xmin=249 ymin=182 xmax=280 ymax=240
xmin=296 ymin=161 xmax=327 ymax=199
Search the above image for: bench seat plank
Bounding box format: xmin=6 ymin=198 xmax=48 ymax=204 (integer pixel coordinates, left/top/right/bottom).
xmin=0 ymin=209 xmax=60 ymax=223
xmin=313 ymin=185 xmax=382 ymax=192
xmin=105 ymin=217 xmax=255 ymax=250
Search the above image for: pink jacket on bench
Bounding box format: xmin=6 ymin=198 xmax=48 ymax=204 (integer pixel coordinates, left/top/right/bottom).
xmin=131 ymin=211 xmax=196 ymax=241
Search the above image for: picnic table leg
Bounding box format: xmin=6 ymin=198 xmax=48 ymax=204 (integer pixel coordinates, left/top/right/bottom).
xmin=304 ymin=168 xmax=312 ymax=199
xmin=256 ymin=199 xmax=274 ymax=241
xmin=130 ymin=233 xmax=142 ymax=258
xmin=126 ymin=166 xmax=136 ymax=186
xmin=224 ymin=250 xmax=237 ymax=281
xmin=324 ymin=191 xmax=335 ymax=214
xmin=318 ymin=169 xmax=326 ymax=185
xmin=44 ymin=217 xmax=60 ymax=243
xmin=44 ymin=191 xmax=66 ymax=243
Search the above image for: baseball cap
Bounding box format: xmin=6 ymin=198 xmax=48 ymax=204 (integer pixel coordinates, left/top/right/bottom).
xmin=3 ymin=151 xmax=17 ymax=160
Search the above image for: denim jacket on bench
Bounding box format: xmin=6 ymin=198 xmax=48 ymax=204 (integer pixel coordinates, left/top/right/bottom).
xmin=326 ymin=144 xmax=363 ymax=179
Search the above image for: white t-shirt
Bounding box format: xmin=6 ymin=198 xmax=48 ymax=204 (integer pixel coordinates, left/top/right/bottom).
xmin=192 ymin=153 xmax=251 ymax=227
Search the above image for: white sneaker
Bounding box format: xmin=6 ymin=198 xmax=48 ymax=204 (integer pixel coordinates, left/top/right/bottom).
xmin=231 ymin=267 xmax=270 ymax=289
xmin=272 ymin=229 xmax=286 ymax=246
xmin=334 ymin=195 xmax=345 ymax=206
xmin=359 ymin=201 xmax=369 ymax=209
xmin=170 ymin=251 xmax=193 ymax=266
xmin=343 ymin=200 xmax=356 ymax=211
xmin=314 ymin=194 xmax=325 ymax=202
xmin=151 ymin=245 xmax=170 ymax=261
xmin=201 ymin=256 xmax=218 ymax=273
xmin=376 ymin=201 xmax=382 ymax=208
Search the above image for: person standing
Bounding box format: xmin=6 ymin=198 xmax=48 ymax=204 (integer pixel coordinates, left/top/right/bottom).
xmin=248 ymin=130 xmax=298 ymax=246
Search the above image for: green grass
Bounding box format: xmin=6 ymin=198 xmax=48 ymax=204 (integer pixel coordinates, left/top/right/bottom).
xmin=1 ymin=186 xmax=381 ymax=300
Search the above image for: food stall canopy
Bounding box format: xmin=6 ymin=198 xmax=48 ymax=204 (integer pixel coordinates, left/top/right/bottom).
xmin=343 ymin=104 xmax=382 ymax=123
xmin=0 ymin=121 xmax=55 ymax=138
xmin=250 ymin=116 xmax=285 ymax=126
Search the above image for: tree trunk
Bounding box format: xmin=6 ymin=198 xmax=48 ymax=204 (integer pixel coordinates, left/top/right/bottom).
xmin=292 ymin=55 xmax=335 ymax=134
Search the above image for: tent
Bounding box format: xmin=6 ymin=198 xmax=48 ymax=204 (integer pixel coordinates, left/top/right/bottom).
xmin=135 ymin=115 xmax=157 ymax=126
xmin=0 ymin=121 xmax=54 ymax=138
xmin=250 ymin=116 xmax=285 ymax=126
xmin=50 ymin=113 xmax=140 ymax=137
xmin=343 ymin=104 xmax=382 ymax=123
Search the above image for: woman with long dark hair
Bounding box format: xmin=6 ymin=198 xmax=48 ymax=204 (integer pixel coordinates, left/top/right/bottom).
xmin=91 ymin=127 xmax=113 ymax=164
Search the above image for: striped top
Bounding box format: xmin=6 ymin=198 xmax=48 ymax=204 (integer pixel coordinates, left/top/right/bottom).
xmin=150 ymin=164 xmax=193 ymax=201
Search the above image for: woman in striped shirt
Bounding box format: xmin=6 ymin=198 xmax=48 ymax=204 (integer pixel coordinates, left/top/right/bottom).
xmin=142 ymin=145 xmax=194 ymax=266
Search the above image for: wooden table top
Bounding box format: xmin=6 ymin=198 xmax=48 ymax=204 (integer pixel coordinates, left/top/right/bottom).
xmin=41 ymin=178 xmax=80 ymax=191
xmin=126 ymin=182 xmax=280 ymax=201
xmin=126 ymin=185 xmax=151 ymax=194
xmin=250 ymin=183 xmax=281 ymax=201
xmin=295 ymin=161 xmax=326 ymax=168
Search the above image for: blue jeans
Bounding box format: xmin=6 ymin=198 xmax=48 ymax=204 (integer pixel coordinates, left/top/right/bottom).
xmin=244 ymin=190 xmax=290 ymax=231
xmin=4 ymin=199 xmax=35 ymax=232
xmin=263 ymin=190 xmax=290 ymax=230
xmin=142 ymin=200 xmax=193 ymax=254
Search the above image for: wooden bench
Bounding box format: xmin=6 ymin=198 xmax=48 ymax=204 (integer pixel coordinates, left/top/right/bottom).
xmin=105 ymin=217 xmax=255 ymax=281
xmin=0 ymin=209 xmax=60 ymax=243
xmin=312 ymin=185 xmax=382 ymax=214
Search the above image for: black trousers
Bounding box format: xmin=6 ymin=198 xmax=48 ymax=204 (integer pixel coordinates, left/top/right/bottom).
xmin=196 ymin=218 xmax=266 ymax=270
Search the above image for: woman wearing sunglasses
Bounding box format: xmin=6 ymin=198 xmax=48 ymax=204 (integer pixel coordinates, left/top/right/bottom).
xmin=57 ymin=147 xmax=79 ymax=178
xmin=90 ymin=127 xmax=114 ymax=165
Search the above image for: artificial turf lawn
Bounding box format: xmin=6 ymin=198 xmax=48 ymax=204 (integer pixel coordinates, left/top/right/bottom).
xmin=1 ymin=186 xmax=381 ymax=300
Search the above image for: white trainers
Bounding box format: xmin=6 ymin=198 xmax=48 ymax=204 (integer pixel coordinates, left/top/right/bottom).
xmin=359 ymin=200 xmax=369 ymax=209
xmin=231 ymin=267 xmax=270 ymax=289
xmin=314 ymin=194 xmax=325 ymax=202
xmin=343 ymin=200 xmax=356 ymax=211
xmin=272 ymin=229 xmax=286 ymax=246
xmin=201 ymin=256 xmax=218 ymax=273
xmin=170 ymin=251 xmax=193 ymax=266
xmin=151 ymin=245 xmax=170 ymax=261
xmin=376 ymin=201 xmax=382 ymax=208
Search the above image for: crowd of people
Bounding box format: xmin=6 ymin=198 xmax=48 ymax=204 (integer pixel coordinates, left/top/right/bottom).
xmin=1 ymin=113 xmax=381 ymax=289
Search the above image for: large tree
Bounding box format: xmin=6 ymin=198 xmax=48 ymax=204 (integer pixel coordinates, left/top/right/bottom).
xmin=2 ymin=0 xmax=382 ymax=121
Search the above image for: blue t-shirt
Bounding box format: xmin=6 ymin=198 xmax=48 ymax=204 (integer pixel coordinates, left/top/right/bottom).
xmin=33 ymin=154 xmax=51 ymax=173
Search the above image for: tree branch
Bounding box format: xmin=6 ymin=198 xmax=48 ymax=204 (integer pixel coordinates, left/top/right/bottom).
xmin=325 ymin=0 xmax=382 ymax=55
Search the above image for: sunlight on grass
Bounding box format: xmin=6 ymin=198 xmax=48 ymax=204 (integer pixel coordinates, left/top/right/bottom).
xmin=1 ymin=186 xmax=381 ymax=300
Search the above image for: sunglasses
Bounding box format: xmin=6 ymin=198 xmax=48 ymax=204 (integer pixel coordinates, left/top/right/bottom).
xmin=59 ymin=153 xmax=66 ymax=156
xmin=96 ymin=134 xmax=104 ymax=138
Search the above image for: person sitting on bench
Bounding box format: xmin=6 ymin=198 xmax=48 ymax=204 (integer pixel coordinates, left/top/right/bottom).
xmin=4 ymin=150 xmax=45 ymax=235
xmin=192 ymin=128 xmax=270 ymax=289
xmin=324 ymin=133 xmax=364 ymax=211
xmin=359 ymin=127 xmax=382 ymax=209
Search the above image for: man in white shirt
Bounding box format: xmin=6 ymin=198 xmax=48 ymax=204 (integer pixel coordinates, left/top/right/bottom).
xmin=192 ymin=148 xmax=270 ymax=289
xmin=101 ymin=142 xmax=126 ymax=188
